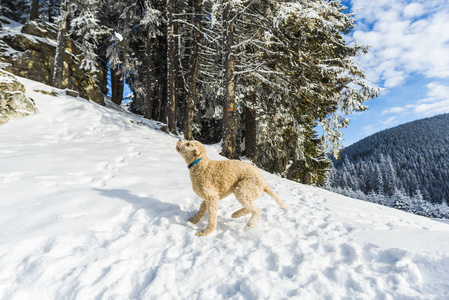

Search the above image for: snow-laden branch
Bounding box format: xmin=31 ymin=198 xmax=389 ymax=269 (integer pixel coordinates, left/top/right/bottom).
xmin=233 ymin=61 xmax=265 ymax=75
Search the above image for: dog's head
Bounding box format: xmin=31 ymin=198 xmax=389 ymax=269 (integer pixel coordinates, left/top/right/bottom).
xmin=176 ymin=140 xmax=207 ymax=163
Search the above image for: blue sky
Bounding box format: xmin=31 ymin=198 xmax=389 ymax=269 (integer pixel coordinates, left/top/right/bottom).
xmin=340 ymin=0 xmax=449 ymax=146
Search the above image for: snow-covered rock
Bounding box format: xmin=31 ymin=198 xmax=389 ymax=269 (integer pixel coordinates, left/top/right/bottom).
xmin=0 ymin=70 xmax=36 ymax=125
xmin=0 ymin=77 xmax=449 ymax=299
xmin=0 ymin=18 xmax=104 ymax=105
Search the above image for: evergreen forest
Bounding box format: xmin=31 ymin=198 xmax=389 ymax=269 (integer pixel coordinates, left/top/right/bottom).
xmin=1 ymin=0 xmax=380 ymax=184
xmin=326 ymin=113 xmax=449 ymax=219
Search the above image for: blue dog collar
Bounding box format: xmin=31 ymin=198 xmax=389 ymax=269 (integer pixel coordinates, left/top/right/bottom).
xmin=187 ymin=158 xmax=202 ymax=169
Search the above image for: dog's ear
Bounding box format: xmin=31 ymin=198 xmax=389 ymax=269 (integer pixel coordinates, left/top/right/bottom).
xmin=193 ymin=146 xmax=199 ymax=156
xmin=193 ymin=143 xmax=204 ymax=156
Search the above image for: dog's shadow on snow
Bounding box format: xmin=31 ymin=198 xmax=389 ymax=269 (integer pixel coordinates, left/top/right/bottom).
xmin=92 ymin=188 xmax=190 ymax=224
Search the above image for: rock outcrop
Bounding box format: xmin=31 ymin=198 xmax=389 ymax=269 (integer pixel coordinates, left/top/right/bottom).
xmin=0 ymin=69 xmax=37 ymax=125
xmin=0 ymin=19 xmax=104 ymax=105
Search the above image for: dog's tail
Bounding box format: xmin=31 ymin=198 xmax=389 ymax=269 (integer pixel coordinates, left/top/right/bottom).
xmin=264 ymin=185 xmax=289 ymax=209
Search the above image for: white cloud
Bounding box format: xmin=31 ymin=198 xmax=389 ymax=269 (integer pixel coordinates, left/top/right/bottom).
xmin=382 ymin=82 xmax=449 ymax=116
xmin=350 ymin=0 xmax=449 ymax=87
xmin=357 ymin=116 xmax=399 ymax=138
xmin=380 ymin=116 xmax=398 ymax=126
xmin=413 ymin=82 xmax=449 ymax=115
xmin=414 ymin=100 xmax=449 ymax=115
xmin=403 ymin=3 xmax=425 ymax=18
xmin=426 ymin=82 xmax=449 ymax=100
xmin=359 ymin=124 xmax=376 ymax=136
xmin=383 ymin=70 xmax=406 ymax=87
xmin=382 ymin=106 xmax=406 ymax=114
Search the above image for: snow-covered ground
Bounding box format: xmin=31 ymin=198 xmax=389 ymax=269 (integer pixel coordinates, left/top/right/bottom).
xmin=1 ymin=77 xmax=449 ymax=300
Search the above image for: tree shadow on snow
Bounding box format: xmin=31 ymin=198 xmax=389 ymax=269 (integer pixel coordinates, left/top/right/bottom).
xmin=92 ymin=188 xmax=190 ymax=225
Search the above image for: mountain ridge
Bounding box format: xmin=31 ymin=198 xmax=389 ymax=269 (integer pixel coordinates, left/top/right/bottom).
xmin=328 ymin=113 xmax=449 ymax=217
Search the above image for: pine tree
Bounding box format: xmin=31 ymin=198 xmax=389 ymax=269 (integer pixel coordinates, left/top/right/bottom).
xmin=140 ymin=1 xmax=162 ymax=120
xmin=389 ymin=189 xmax=410 ymax=212
xmin=29 ymin=0 xmax=40 ymax=21
xmin=37 ymin=0 xmax=61 ymax=23
xmin=165 ymin=0 xmax=177 ymax=133
xmin=383 ymin=155 xmax=397 ymax=196
xmin=3 ymin=0 xmax=31 ymax=23
xmin=411 ymin=190 xmax=430 ymax=216
xmin=70 ymin=0 xmax=110 ymax=86
xmin=183 ymin=0 xmax=202 ymax=140
xmin=374 ymin=164 xmax=384 ymax=195
xmin=244 ymin=104 xmax=257 ymax=162
xmin=53 ymin=0 xmax=68 ymax=88
xmin=220 ymin=0 xmax=237 ymax=158
xmin=103 ymin=0 xmax=150 ymax=106
xmin=235 ymin=0 xmax=379 ymax=181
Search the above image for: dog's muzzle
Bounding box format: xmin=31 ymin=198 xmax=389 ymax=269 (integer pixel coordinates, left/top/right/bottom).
xmin=176 ymin=140 xmax=183 ymax=152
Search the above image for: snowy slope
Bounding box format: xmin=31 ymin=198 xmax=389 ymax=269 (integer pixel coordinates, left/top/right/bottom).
xmin=1 ymin=77 xmax=449 ymax=300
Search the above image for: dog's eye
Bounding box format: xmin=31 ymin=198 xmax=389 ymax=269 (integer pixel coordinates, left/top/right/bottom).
xmin=187 ymin=142 xmax=191 ymax=146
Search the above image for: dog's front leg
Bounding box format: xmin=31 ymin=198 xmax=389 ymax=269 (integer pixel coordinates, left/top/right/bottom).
xmin=196 ymin=197 xmax=218 ymax=236
xmin=189 ymin=200 xmax=207 ymax=224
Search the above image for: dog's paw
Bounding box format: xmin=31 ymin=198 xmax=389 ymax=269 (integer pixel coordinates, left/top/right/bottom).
xmin=189 ymin=217 xmax=199 ymax=224
xmin=196 ymin=227 xmax=215 ymax=236
xmin=196 ymin=230 xmax=208 ymax=236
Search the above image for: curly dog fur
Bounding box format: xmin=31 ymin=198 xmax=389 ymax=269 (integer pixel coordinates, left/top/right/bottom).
xmin=176 ymin=140 xmax=288 ymax=236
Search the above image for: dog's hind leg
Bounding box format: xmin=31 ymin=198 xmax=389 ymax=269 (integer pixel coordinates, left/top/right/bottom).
xmin=233 ymin=184 xmax=263 ymax=231
xmin=234 ymin=188 xmax=262 ymax=231
xmin=242 ymin=201 xmax=262 ymax=231
xmin=189 ymin=200 xmax=207 ymax=224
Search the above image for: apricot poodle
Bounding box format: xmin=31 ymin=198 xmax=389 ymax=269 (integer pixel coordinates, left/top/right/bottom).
xmin=176 ymin=140 xmax=288 ymax=236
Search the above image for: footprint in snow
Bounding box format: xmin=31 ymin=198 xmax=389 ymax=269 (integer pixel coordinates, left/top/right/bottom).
xmin=128 ymin=151 xmax=141 ymax=158
xmin=0 ymin=172 xmax=24 ymax=184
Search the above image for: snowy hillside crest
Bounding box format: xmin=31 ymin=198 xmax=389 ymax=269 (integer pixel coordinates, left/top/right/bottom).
xmin=0 ymin=77 xmax=449 ymax=299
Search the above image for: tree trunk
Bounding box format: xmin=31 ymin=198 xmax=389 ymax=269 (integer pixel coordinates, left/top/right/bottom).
xmin=221 ymin=0 xmax=236 ymax=158
xmin=274 ymin=157 xmax=286 ymax=175
xmin=111 ymin=66 xmax=123 ymax=105
xmin=29 ymin=0 xmax=39 ymax=21
xmin=117 ymin=77 xmax=124 ymax=105
xmin=286 ymin=158 xmax=299 ymax=180
xmin=53 ymin=0 xmax=68 ymax=89
xmin=0 ymin=4 xmax=2 ymax=31
xmin=244 ymin=106 xmax=257 ymax=163
xmin=48 ymin=0 xmax=53 ymax=22
xmin=144 ymin=33 xmax=153 ymax=120
xmin=98 ymin=45 xmax=109 ymax=95
xmin=166 ymin=0 xmax=177 ymax=133
xmin=158 ymin=77 xmax=167 ymax=122
xmin=184 ymin=0 xmax=202 ymax=140
xmin=154 ymin=29 xmax=167 ymax=123
xmin=111 ymin=67 xmax=117 ymax=103
xmin=175 ymin=30 xmax=183 ymax=131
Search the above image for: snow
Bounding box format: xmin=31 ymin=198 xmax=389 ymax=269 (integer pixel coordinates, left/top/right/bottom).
xmin=114 ymin=31 xmax=124 ymax=42
xmin=1 ymin=77 xmax=449 ymax=299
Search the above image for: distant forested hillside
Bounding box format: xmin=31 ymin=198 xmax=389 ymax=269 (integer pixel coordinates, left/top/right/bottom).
xmin=326 ymin=113 xmax=449 ymax=218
